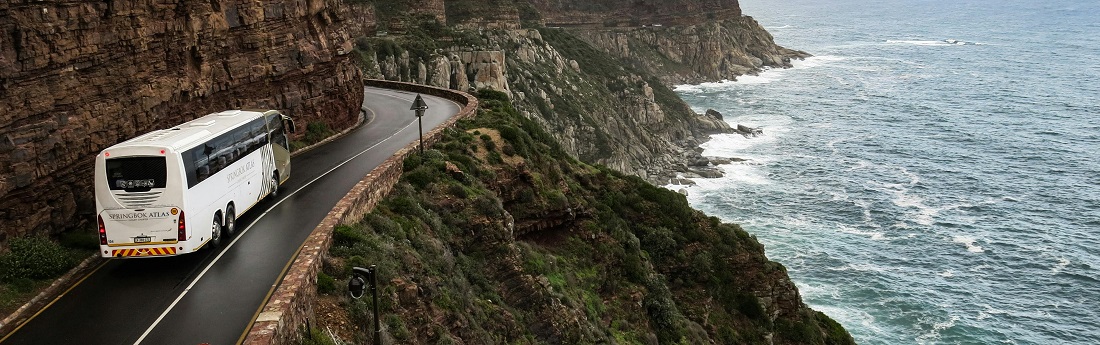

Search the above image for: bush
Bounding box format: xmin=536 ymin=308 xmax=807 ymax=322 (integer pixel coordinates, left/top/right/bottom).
xmin=0 ymin=237 xmax=77 ymax=282
xmin=317 ymin=272 xmax=337 ymax=295
xmin=304 ymin=122 xmax=336 ymax=144
xmin=333 ymin=225 xmax=368 ymax=247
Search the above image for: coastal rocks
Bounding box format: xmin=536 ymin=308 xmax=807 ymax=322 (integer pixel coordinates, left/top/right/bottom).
xmin=0 ymin=0 xmax=374 ymax=240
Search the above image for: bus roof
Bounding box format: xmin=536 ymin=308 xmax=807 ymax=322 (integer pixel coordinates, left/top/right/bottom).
xmin=107 ymin=110 xmax=276 ymax=152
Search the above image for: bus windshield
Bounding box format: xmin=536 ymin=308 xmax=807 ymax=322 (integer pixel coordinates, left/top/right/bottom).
xmin=105 ymin=157 xmax=167 ymax=192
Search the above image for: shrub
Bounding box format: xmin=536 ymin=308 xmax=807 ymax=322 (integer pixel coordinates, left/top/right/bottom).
xmin=0 ymin=237 xmax=77 ymax=282
xmin=317 ymin=272 xmax=337 ymax=295
xmin=333 ymin=225 xmax=368 ymax=247
xmin=304 ymin=122 xmax=336 ymax=144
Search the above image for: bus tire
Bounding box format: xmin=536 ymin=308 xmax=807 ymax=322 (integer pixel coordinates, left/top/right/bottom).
xmin=269 ymin=172 xmax=279 ymax=199
xmin=224 ymin=204 xmax=236 ymax=237
xmin=210 ymin=212 xmax=223 ymax=247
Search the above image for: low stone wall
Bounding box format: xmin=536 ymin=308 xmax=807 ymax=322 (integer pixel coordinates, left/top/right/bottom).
xmin=243 ymin=81 xmax=478 ymax=345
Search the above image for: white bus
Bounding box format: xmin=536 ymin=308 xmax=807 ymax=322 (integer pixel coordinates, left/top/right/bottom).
xmin=95 ymin=109 xmax=294 ymax=258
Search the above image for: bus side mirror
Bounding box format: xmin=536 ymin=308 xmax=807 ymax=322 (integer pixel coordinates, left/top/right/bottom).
xmin=281 ymin=115 xmax=296 ymax=134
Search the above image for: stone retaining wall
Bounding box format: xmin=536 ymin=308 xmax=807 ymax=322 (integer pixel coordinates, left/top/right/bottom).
xmin=243 ymin=80 xmax=478 ymax=345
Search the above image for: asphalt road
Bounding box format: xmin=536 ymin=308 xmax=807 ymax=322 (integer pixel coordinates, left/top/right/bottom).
xmin=0 ymin=87 xmax=461 ymax=345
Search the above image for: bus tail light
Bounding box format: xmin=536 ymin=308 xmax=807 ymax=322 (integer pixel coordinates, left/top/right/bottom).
xmin=98 ymin=215 xmax=107 ymax=245
xmin=177 ymin=211 xmax=186 ymax=241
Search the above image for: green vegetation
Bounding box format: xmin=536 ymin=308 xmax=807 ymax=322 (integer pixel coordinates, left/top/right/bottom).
xmin=0 ymin=235 xmax=95 ymax=315
xmin=290 ymin=121 xmax=336 ymax=151
xmin=319 ymin=90 xmax=853 ymax=344
xmin=298 ymin=326 xmax=339 ymax=345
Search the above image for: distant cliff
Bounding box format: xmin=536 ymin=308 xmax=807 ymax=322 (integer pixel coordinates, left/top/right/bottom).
xmin=356 ymin=0 xmax=805 ymax=183
xmin=0 ymin=0 xmax=373 ymax=240
xmin=570 ymin=16 xmax=811 ymax=85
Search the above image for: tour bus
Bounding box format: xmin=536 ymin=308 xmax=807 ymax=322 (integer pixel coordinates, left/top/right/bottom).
xmin=95 ymin=109 xmax=294 ymax=258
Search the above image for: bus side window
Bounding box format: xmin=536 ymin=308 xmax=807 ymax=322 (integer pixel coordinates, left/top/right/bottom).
xmin=267 ymin=113 xmax=288 ymax=149
xmin=197 ymin=166 xmax=210 ymax=182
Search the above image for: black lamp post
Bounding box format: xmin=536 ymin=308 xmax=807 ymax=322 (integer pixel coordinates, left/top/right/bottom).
xmin=348 ymin=265 xmax=381 ymax=344
xmin=410 ymin=94 xmax=429 ymax=154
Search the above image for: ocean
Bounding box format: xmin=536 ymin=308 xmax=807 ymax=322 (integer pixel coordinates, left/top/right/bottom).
xmin=671 ymin=0 xmax=1100 ymax=343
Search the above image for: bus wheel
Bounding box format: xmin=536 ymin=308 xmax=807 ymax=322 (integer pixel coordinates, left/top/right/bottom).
xmin=269 ymin=173 xmax=279 ymax=198
xmin=210 ymin=213 xmax=223 ymax=247
xmin=224 ymin=205 xmax=237 ymax=237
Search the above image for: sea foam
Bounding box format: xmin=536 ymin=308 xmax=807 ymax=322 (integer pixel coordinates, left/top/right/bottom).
xmin=952 ymin=236 xmax=985 ymax=253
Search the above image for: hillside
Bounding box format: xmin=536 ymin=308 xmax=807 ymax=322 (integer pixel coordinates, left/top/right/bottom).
xmin=314 ymin=90 xmax=853 ymax=344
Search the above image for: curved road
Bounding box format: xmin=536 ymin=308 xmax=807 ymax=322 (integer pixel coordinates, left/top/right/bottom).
xmin=0 ymin=87 xmax=461 ymax=345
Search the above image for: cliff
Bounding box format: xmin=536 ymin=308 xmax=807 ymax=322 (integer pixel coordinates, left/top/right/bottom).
xmin=0 ymin=0 xmax=373 ymax=240
xmin=570 ymin=17 xmax=811 ymax=85
xmin=314 ymin=90 xmax=853 ymax=345
xmin=525 ymin=0 xmax=743 ymax=27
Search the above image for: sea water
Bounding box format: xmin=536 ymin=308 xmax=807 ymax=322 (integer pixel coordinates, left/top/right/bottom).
xmin=672 ymin=0 xmax=1100 ymax=343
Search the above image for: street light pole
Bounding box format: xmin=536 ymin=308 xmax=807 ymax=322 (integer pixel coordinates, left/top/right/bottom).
xmin=410 ymin=94 xmax=429 ymax=154
xmin=348 ymin=265 xmax=382 ymax=344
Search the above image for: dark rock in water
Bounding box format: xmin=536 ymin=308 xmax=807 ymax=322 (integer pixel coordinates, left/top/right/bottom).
xmin=735 ymin=124 xmax=764 ymax=137
xmin=705 ymin=109 xmax=724 ymax=121
xmin=668 ymin=177 xmax=697 ymax=186
xmin=689 ymin=157 xmax=711 ymax=167
xmin=709 ymin=157 xmax=733 ymax=165
xmin=692 ymin=168 xmax=724 ymax=178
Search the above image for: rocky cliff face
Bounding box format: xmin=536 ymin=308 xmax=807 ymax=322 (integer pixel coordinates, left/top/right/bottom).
xmin=526 ymin=0 xmax=742 ymax=27
xmin=0 ymin=0 xmax=373 ymax=240
xmin=359 ymin=0 xmax=805 ymax=184
xmin=572 ymin=16 xmax=811 ymax=85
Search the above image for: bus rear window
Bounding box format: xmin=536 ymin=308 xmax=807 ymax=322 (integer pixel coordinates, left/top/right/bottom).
xmin=105 ymin=157 xmax=167 ymax=191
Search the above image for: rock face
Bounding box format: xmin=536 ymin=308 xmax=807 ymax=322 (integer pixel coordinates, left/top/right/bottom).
xmin=526 ymin=0 xmax=743 ymax=27
xmin=0 ymin=1 xmax=373 ymax=240
xmin=572 ymin=16 xmax=811 ymax=85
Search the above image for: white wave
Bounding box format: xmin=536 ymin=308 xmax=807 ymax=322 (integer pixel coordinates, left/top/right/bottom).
xmin=1051 ymin=257 xmax=1070 ymax=275
xmin=829 ymin=262 xmax=891 ymax=272
xmin=916 ymin=315 xmax=960 ymax=344
xmin=698 ymin=133 xmax=771 ymax=156
xmin=718 ymin=162 xmax=772 ymax=185
xmin=953 ymin=235 xmax=985 ymax=253
xmin=734 ymin=74 xmax=776 ymax=84
xmin=767 ymin=25 xmax=792 ymax=29
xmin=838 ymin=224 xmax=886 ymax=240
xmin=866 ymin=178 xmax=937 ymax=226
xmin=898 ymin=166 xmax=921 ymax=185
xmin=890 ymin=189 xmax=938 ymax=226
xmin=886 ymin=39 xmax=953 ymax=46
xmin=939 ymin=270 xmax=955 ymax=277
xmin=887 ymin=39 xmax=981 ymax=47
xmin=673 ymin=55 xmax=844 ymax=91
xmin=673 ymin=79 xmax=737 ymax=93
xmin=976 ymin=304 xmax=1008 ymax=321
xmin=847 ymin=159 xmax=872 ymax=171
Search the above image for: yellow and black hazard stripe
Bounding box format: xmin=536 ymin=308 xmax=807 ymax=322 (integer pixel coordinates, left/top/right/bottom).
xmin=111 ymin=247 xmax=177 ymax=257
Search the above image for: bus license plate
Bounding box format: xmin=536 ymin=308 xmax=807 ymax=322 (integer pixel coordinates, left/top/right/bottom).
xmin=134 ymin=236 xmax=151 ymax=243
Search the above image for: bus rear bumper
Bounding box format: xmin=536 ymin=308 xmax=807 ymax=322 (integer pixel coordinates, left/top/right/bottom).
xmin=101 ymin=245 xmax=189 ymax=258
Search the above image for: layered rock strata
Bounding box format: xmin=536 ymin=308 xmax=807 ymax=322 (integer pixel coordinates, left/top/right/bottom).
xmin=572 ymin=16 xmax=811 ymax=85
xmin=0 ymin=0 xmax=373 ymax=240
